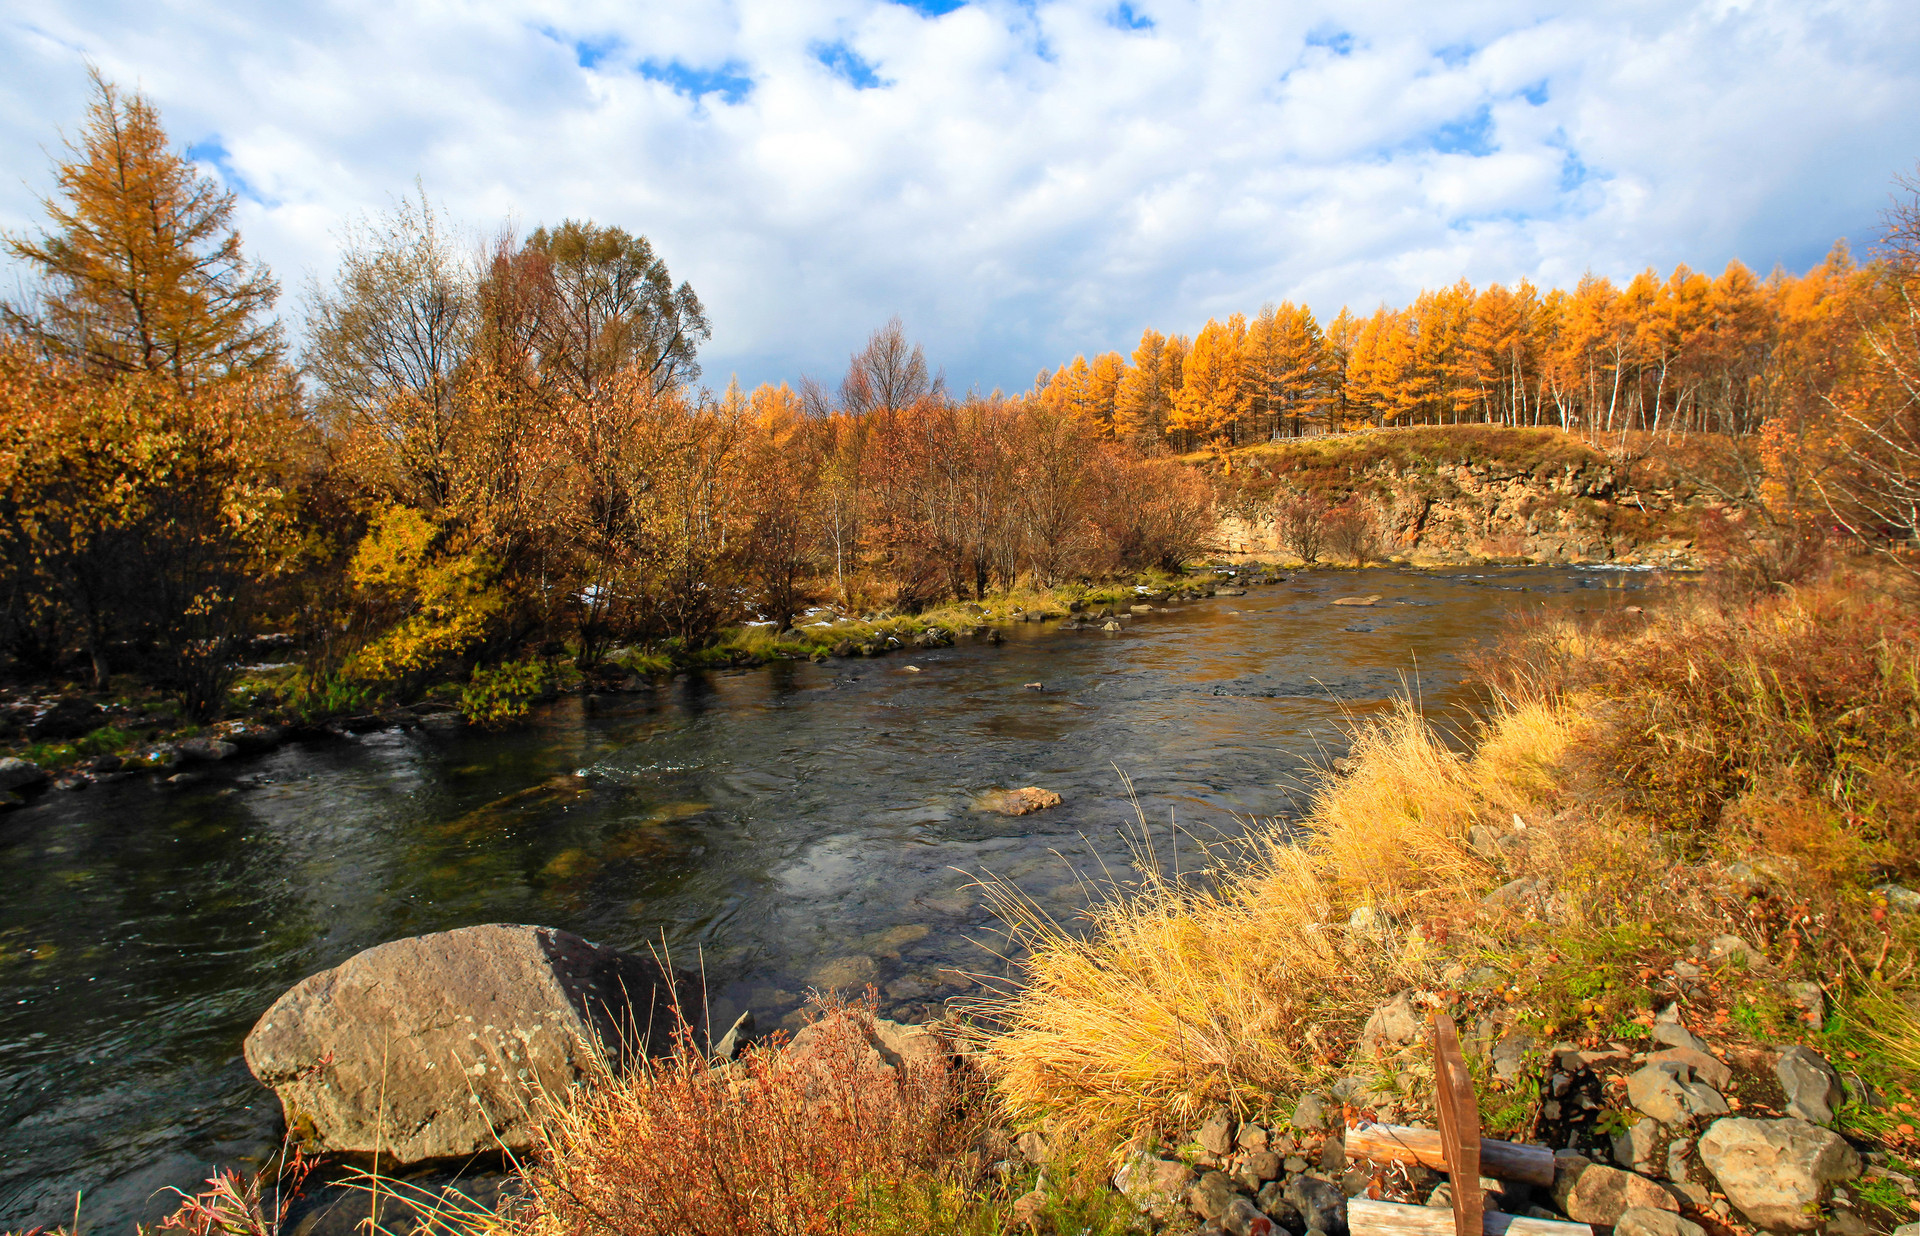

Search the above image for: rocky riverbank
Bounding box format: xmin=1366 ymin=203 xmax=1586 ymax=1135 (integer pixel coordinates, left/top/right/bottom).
xmin=1210 ymin=427 xmax=1717 ymax=567
xmin=0 ymin=566 xmax=1284 ymax=807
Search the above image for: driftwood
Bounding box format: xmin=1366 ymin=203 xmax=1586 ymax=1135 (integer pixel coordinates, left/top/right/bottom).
xmin=1346 ymin=1200 xmax=1593 ymax=1236
xmin=1345 ymin=1124 xmax=1557 ymax=1187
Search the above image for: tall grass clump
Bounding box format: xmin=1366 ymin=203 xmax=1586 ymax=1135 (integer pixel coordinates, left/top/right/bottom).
xmin=978 ymin=695 xmax=1573 ymax=1144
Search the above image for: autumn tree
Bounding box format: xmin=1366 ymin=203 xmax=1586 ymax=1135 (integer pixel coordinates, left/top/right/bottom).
xmin=522 ymin=220 xmax=710 ymax=399
xmin=3 ymin=70 xmax=282 ymax=387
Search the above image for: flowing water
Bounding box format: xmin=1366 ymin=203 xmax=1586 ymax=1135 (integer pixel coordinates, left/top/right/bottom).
xmin=0 ymin=566 xmax=1661 ymax=1230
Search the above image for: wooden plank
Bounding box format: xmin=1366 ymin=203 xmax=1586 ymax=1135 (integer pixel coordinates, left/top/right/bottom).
xmin=1344 ymin=1123 xmax=1556 ymax=1187
xmin=1432 ymin=1013 xmax=1483 ymax=1236
xmin=1347 ymin=1199 xmax=1592 ymax=1236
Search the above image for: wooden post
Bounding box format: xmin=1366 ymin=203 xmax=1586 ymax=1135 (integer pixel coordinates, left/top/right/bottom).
xmin=1432 ymin=1012 xmax=1482 ymax=1236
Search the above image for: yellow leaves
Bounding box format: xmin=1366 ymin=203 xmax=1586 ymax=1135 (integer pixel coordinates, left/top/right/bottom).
xmin=344 ymin=505 xmax=503 ymax=683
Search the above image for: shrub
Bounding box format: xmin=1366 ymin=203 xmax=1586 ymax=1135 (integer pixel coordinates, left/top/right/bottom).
xmin=499 ymin=1001 xmax=996 ymax=1236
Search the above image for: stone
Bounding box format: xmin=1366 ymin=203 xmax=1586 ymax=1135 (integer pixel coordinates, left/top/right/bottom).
xmin=1016 ymin=1128 xmax=1050 ymax=1163
xmin=1358 ymin=991 xmax=1422 ymax=1054
xmin=1696 ymin=1116 xmax=1862 ymax=1231
xmin=1704 ymin=934 xmax=1767 ymax=971
xmin=1330 ymin=595 xmax=1382 ymax=607
xmin=1198 ymin=1107 xmax=1239 ymax=1156
xmin=711 ymin=1009 xmax=754 ymax=1061
xmin=1483 ymin=877 xmax=1537 ymax=907
xmin=1894 ymin=1224 xmax=1920 ymax=1236
xmin=1876 ymin=884 xmax=1920 ymax=913
xmin=1284 ymin=1174 xmax=1346 ymax=1236
xmin=1550 ymin=1153 xmax=1679 ymax=1225
xmin=1468 ymin=825 xmax=1503 ymax=861
xmin=1490 ymin=1032 xmax=1538 ymax=1081
xmin=1009 ymin=1189 xmax=1047 ymax=1232
xmin=1664 ymin=1136 xmax=1697 ymax=1186
xmin=1101 ymin=620 xmax=1121 ymax=632
xmin=1237 ymin=1123 xmax=1272 ymax=1154
xmin=983 ymin=786 xmax=1062 ymax=816
xmin=1610 ymin=1115 xmax=1662 ymax=1172
xmin=1787 ymin=981 xmax=1826 ymax=1028
xmin=1650 ymin=1019 xmax=1708 ymax=1055
xmin=1612 ymin=1207 xmax=1706 ymax=1236
xmin=1644 ymin=1046 xmax=1731 ymax=1091
xmin=1191 ymin=1171 xmax=1239 ymax=1221
xmin=1256 ymin=1184 xmax=1299 ymax=1231
xmin=1627 ymin=1061 xmax=1729 ymax=1125
xmin=786 ymin=1011 xmax=949 ymax=1078
xmin=244 ymin=924 xmax=690 ymax=1164
xmin=29 ymin=697 xmax=104 ymax=740
xmin=1233 ymin=1151 xmax=1282 ymax=1191
xmin=1222 ymin=1196 xmax=1268 ymax=1236
xmin=176 ymin=737 xmax=240 ymax=763
xmin=1775 ymin=1045 xmax=1845 ymax=1123
xmin=1114 ymin=1151 xmax=1196 ymax=1220
xmin=0 ymin=757 xmax=47 ymax=793
xmin=1292 ymin=1093 xmax=1329 ymax=1130
xmin=1827 ymin=1213 xmax=1870 ymax=1236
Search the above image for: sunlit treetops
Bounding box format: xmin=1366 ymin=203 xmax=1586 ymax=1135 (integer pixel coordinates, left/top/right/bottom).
xmin=1027 ymin=250 xmax=1860 ymax=452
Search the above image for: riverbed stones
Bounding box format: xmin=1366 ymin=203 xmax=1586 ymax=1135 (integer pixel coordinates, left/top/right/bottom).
xmin=1551 ymin=1152 xmax=1679 ymax=1225
xmin=29 ymin=697 xmax=103 ymax=739
xmin=1114 ymin=1151 xmax=1195 ymax=1219
xmin=1614 ymin=1207 xmax=1706 ymax=1236
xmin=1696 ymin=1116 xmax=1861 ymax=1231
xmin=1197 ymin=1106 xmax=1237 ymax=1156
xmin=176 ymin=737 xmax=239 ymax=762
xmin=1285 ymin=1173 xmax=1347 ymax=1235
xmin=1358 ymin=990 xmax=1422 ymax=1055
xmin=1611 ymin=1114 xmax=1662 ymax=1172
xmin=1776 ymin=1045 xmax=1845 ymax=1123
xmin=1627 ymin=1060 xmax=1728 ymax=1125
xmin=243 ymin=923 xmax=688 ymax=1164
xmin=0 ymin=757 xmax=46 ymax=793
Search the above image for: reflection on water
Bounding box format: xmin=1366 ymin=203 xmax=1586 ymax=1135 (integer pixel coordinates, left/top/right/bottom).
xmin=0 ymin=566 xmax=1658 ymax=1229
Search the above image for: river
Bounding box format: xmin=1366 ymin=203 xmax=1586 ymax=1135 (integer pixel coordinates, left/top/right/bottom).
xmin=0 ymin=566 xmax=1659 ymax=1230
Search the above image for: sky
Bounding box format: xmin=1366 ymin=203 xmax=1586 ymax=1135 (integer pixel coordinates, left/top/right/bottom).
xmin=3 ymin=0 xmax=1920 ymax=395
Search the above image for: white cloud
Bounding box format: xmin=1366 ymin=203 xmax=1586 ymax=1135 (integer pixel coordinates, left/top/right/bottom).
xmin=2 ymin=0 xmax=1917 ymax=393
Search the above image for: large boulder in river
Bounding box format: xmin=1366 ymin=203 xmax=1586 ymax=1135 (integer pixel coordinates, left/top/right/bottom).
xmin=244 ymin=924 xmax=690 ymax=1164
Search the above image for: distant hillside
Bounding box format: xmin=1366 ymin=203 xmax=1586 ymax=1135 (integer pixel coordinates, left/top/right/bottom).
xmin=1202 ymin=425 xmax=1735 ymax=566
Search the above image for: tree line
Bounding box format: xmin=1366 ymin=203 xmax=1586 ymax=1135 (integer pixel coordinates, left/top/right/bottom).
xmin=0 ymin=75 xmax=1209 ymax=717
xmin=1030 ymin=241 xmax=1898 ymax=454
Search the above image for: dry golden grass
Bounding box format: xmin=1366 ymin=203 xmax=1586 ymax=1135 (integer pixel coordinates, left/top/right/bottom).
xmin=977 ymin=695 xmax=1578 ymax=1145
xmin=981 ymin=563 xmax=1920 ymax=1149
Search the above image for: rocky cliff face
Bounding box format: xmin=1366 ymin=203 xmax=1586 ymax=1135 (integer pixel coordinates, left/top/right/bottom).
xmin=1211 ymin=427 xmax=1719 ymax=567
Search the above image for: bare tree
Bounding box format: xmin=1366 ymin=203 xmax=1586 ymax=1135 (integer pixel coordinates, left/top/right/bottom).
xmin=841 ymin=316 xmax=939 ymax=413
xmin=1275 ymin=493 xmax=1329 ymax=564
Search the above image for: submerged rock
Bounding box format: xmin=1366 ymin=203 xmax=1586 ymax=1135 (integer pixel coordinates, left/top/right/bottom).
xmin=244 ymin=923 xmax=689 ymax=1165
xmin=981 ymin=786 xmax=1062 ymax=816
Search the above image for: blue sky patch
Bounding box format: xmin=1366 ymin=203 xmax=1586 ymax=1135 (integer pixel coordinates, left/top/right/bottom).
xmin=1428 ymin=105 xmax=1495 ymax=157
xmin=639 ymin=59 xmax=754 ymax=105
xmin=1305 ymin=28 xmax=1355 ymax=56
xmin=185 ymin=137 xmax=275 ymax=206
xmin=1520 ymin=79 xmax=1549 ymax=106
xmin=815 ymin=41 xmax=886 ymax=89
xmin=1111 ymin=2 xmax=1153 ymax=30
xmin=890 ymin=0 xmax=967 ymax=14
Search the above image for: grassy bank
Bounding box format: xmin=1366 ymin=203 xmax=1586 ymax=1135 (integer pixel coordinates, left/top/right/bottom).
xmin=983 ymin=557 xmax=1919 ymax=1156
